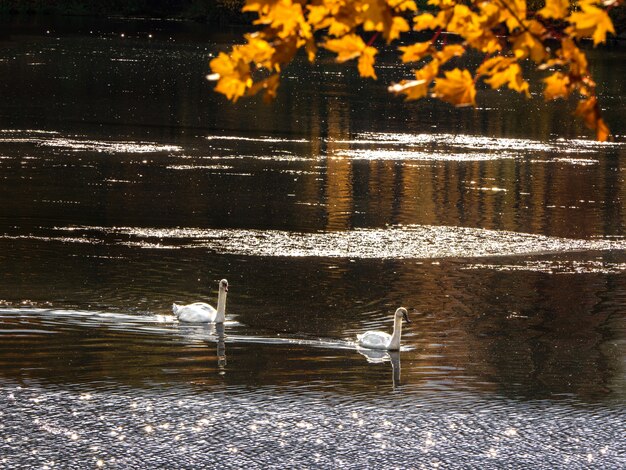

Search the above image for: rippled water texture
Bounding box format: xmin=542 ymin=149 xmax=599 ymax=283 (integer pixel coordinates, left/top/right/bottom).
xmin=1 ymin=16 xmax=626 ymax=469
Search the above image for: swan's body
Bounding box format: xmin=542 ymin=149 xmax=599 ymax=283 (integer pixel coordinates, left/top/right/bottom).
xmin=173 ymin=279 xmax=228 ymax=323
xmin=356 ymin=307 xmax=410 ymax=351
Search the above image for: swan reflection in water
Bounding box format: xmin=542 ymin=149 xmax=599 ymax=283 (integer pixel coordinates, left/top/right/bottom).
xmin=176 ymin=321 xmax=228 ymax=373
xmin=175 ymin=320 xmax=406 ymax=386
xmin=215 ymin=322 xmax=227 ymax=371
xmin=357 ymin=347 xmax=402 ymax=389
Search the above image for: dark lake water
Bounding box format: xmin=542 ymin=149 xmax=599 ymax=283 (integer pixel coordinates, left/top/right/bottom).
xmin=1 ymin=16 xmax=625 ymax=469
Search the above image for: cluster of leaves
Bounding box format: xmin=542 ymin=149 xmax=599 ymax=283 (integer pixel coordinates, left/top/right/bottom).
xmin=208 ymin=0 xmax=623 ymax=140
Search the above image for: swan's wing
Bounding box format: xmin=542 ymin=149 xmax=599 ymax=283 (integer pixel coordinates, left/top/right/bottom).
xmin=187 ymin=302 xmax=217 ymax=312
xmin=357 ymin=331 xmax=391 ymax=350
xmin=175 ymin=302 xmax=217 ymax=322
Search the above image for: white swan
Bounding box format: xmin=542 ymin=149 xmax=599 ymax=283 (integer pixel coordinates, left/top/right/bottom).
xmin=172 ymin=279 xmax=228 ymax=323
xmin=356 ymin=307 xmax=410 ymax=350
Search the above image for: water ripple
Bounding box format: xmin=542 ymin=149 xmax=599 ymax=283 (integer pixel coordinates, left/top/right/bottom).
xmin=50 ymin=225 xmax=626 ymax=259
xmin=333 ymin=148 xmax=517 ymax=161
xmin=0 ymin=386 xmax=623 ymax=469
xmin=0 ymin=130 xmax=182 ymax=154
xmin=464 ymin=260 xmax=626 ymax=274
xmin=336 ymin=131 xmax=622 ymax=153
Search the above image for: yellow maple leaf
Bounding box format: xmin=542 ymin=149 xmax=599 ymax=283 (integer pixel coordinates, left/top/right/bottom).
xmin=427 ymin=0 xmax=455 ymax=6
xmin=398 ymin=41 xmax=431 ymax=63
xmin=360 ymin=0 xmax=388 ymax=33
xmin=359 ymin=46 xmax=378 ymax=79
xmin=257 ymin=74 xmax=281 ymax=103
xmin=304 ymin=37 xmax=317 ymax=62
xmin=388 ymin=78 xmax=428 ymax=100
xmin=328 ymin=16 xmax=355 ymax=37
xmin=512 ymin=31 xmax=547 ymax=63
xmin=574 ymin=96 xmax=610 ymax=140
xmin=245 ymin=73 xmax=277 ymax=98
xmin=208 ymin=52 xmax=239 ymax=79
xmin=387 ymin=0 xmax=418 ymax=11
xmin=242 ymin=0 xmax=276 ymax=15
xmin=485 ymin=62 xmax=530 ymax=96
xmin=415 ymin=60 xmax=440 ymax=82
xmin=559 ymin=38 xmax=589 ymax=77
xmin=433 ymin=68 xmax=476 ymax=107
xmin=413 ymin=13 xmax=440 ymax=31
xmin=498 ymin=0 xmax=527 ymax=31
xmin=447 ymin=4 xmax=478 ymax=37
xmin=208 ymin=52 xmax=253 ymax=102
xmin=307 ymin=5 xmax=330 ymax=28
xmin=387 ymin=15 xmax=410 ymax=42
xmin=538 ymin=0 xmax=570 ymax=19
xmin=434 ymin=45 xmax=466 ymax=64
xmin=324 ymin=34 xmax=367 ymax=62
xmin=270 ymin=37 xmax=299 ymax=68
xmin=476 ymin=56 xmax=510 ymax=76
xmin=574 ymin=96 xmax=598 ymax=127
xmin=251 ymin=0 xmax=311 ymax=40
xmin=543 ymin=71 xmax=571 ymax=100
xmin=240 ymin=35 xmax=276 ymax=67
xmin=567 ymin=2 xmax=615 ymax=45
xmin=595 ymin=118 xmax=610 ymax=142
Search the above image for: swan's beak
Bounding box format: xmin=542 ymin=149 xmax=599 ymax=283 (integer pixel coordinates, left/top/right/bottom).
xmin=403 ymin=311 xmax=410 ymax=323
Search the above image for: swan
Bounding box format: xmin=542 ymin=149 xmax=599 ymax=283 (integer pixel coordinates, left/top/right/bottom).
xmin=356 ymin=307 xmax=410 ymax=350
xmin=172 ymin=279 xmax=228 ymax=323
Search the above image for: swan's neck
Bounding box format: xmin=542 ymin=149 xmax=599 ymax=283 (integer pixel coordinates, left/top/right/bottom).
xmin=216 ymin=289 xmax=227 ymax=322
xmin=388 ymin=315 xmax=403 ymax=350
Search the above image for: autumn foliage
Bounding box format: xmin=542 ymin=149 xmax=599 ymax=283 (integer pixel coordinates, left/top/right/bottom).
xmin=208 ymin=0 xmax=624 ymax=140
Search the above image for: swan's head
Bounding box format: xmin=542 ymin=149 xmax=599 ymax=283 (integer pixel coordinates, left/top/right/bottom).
xmin=219 ymin=279 xmax=228 ymax=293
xmin=395 ymin=307 xmax=410 ymax=323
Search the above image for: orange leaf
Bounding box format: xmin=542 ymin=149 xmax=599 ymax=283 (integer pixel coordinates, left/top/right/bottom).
xmin=596 ymin=118 xmax=610 ymax=142
xmin=483 ymin=61 xmax=530 ymax=97
xmin=388 ymin=79 xmax=428 ymax=100
xmin=208 ymin=53 xmax=252 ymax=102
xmin=324 ymin=34 xmax=367 ymax=62
xmin=242 ymin=0 xmax=276 ymax=15
xmin=413 ymin=13 xmax=439 ymax=31
xmin=559 ymin=38 xmax=589 ymax=77
xmin=512 ymin=29 xmax=547 ymax=63
xmin=251 ymin=0 xmax=311 ymax=39
xmin=538 ymin=0 xmax=570 ymax=19
xmin=358 ymin=46 xmax=378 ymax=79
xmin=305 ymin=37 xmax=317 ymax=62
xmin=240 ymin=35 xmax=276 ymax=66
xmin=574 ymin=96 xmax=599 ymax=128
xmin=398 ymin=42 xmax=431 ymax=63
xmin=415 ymin=60 xmax=440 ymax=83
xmin=574 ymin=96 xmax=611 ymax=140
xmin=500 ymin=0 xmax=527 ymax=31
xmin=543 ymin=71 xmax=571 ymax=100
xmin=567 ymin=2 xmax=615 ymax=45
xmin=387 ymin=16 xmax=411 ymax=42
xmin=476 ymin=56 xmax=511 ymax=76
xmin=434 ymin=45 xmax=465 ymax=64
xmin=262 ymin=74 xmax=281 ymax=103
xmin=307 ymin=4 xmax=329 ymax=28
xmin=387 ymin=0 xmax=418 ymax=11
xmin=360 ymin=0 xmax=388 ymax=33
xmin=433 ymin=68 xmax=476 ymax=107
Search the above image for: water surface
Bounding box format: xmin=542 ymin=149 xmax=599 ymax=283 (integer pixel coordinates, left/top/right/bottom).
xmin=0 ymin=16 xmax=625 ymax=468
